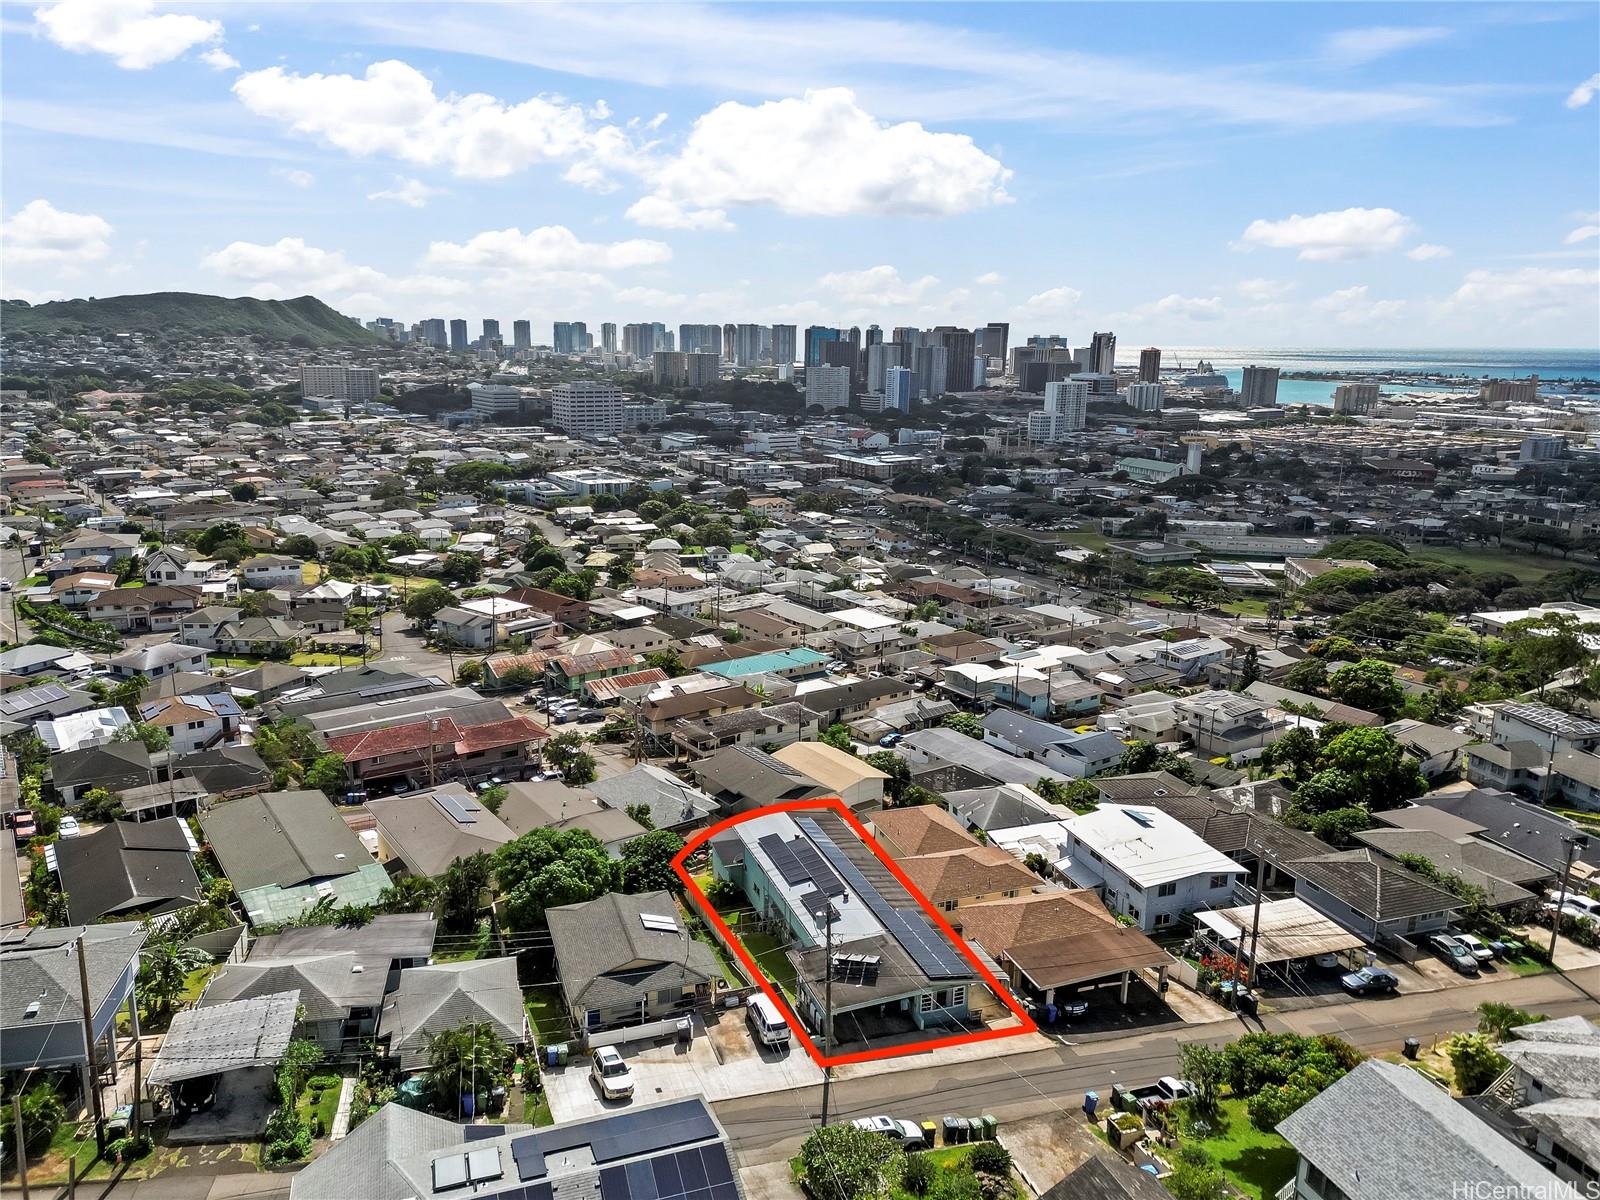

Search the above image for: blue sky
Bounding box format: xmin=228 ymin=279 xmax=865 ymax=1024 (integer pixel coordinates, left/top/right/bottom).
xmin=3 ymin=0 xmax=1598 ymax=348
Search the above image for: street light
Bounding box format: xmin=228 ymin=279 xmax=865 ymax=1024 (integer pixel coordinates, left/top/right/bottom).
xmin=1548 ymin=832 xmax=1591 ymax=960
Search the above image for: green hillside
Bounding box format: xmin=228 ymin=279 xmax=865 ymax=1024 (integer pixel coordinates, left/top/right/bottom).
xmin=1 ymin=292 xmax=381 ymax=348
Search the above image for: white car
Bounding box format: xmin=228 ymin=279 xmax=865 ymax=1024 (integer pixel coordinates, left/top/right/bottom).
xmin=57 ymin=816 xmax=81 ymax=838
xmin=1452 ymin=933 xmax=1497 ymax=964
xmin=850 ymin=1115 xmax=923 ymax=1145
xmin=590 ymin=1046 xmax=634 ymax=1101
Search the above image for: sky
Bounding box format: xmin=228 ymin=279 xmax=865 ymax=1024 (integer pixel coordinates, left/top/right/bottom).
xmin=2 ymin=0 xmax=1598 ymax=349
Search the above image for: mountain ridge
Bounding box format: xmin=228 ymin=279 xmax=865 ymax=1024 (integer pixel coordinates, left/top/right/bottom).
xmin=1 ymin=291 xmax=381 ymax=348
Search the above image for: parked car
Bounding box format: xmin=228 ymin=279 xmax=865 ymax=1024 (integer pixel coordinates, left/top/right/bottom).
xmin=57 ymin=816 xmax=81 ymax=838
xmin=0 ymin=580 xmax=11 ymax=592
xmin=10 ymin=811 xmax=36 ymax=841
xmin=590 ymin=1047 xmax=634 ymax=1101
xmin=1543 ymin=893 xmax=1600 ymax=924
xmin=877 ymin=733 xmax=903 ymax=748
xmin=1428 ymin=934 xmax=1480 ymax=975
xmin=1452 ymin=933 xmax=1498 ymax=964
xmin=1340 ymin=966 xmax=1400 ymax=996
xmin=1111 ymin=1077 xmax=1196 ymax=1113
xmin=850 ymin=1115 xmax=923 ymax=1145
xmin=522 ymin=691 xmax=543 ymax=704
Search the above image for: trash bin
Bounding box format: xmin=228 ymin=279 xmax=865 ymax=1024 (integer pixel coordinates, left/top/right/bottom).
xmin=920 ymin=1121 xmax=937 ymax=1150
xmin=1238 ymin=990 xmax=1259 ymax=1016
xmin=1083 ymin=1090 xmax=1100 ymax=1119
xmin=979 ymin=1115 xmax=997 ymax=1140
xmin=1403 ymin=1037 xmax=1420 ymax=1060
xmin=676 ymin=1018 xmax=692 ymax=1043
xmin=554 ymin=1042 xmax=570 ymax=1066
xmin=943 ymin=1117 xmax=961 ymax=1146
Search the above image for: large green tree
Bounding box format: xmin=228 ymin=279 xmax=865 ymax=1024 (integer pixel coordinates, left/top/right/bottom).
xmin=1326 ymin=658 xmax=1406 ymax=720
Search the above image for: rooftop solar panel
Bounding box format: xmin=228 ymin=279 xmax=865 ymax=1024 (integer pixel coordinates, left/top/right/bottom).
xmin=758 ymin=834 xmax=805 ymax=885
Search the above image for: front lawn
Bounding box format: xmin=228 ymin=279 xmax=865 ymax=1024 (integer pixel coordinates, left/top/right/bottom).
xmin=889 ymin=1145 xmax=1026 ymax=1200
xmin=1179 ymin=1097 xmax=1297 ymax=1200
xmin=297 ymin=1074 xmax=344 ymax=1138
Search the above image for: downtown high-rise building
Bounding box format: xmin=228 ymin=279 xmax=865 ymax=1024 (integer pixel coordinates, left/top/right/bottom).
xmin=977 ymin=322 xmax=1010 ymax=365
xmin=1088 ymin=330 xmax=1117 ymax=374
xmin=935 ymin=327 xmax=977 ymax=390
xmin=653 ymin=351 xmax=720 ymax=389
xmin=893 ymin=326 xmax=920 ymax=349
xmin=1127 ymin=381 xmax=1164 ymax=412
xmin=678 ymin=324 xmax=722 ymax=355
xmin=771 ymin=324 xmax=797 ymax=366
xmin=807 ymin=364 xmax=851 ymax=411
xmin=821 ymin=339 xmax=859 ymax=383
xmin=551 ymin=380 xmax=625 ymax=438
xmin=913 ymin=343 xmax=948 ymax=400
xmin=866 ymin=324 xmax=883 ymax=348
xmin=600 ymin=322 xmax=618 ymax=353
xmin=1028 ymin=379 xmax=1089 ymax=442
xmin=804 ymin=326 xmax=841 ymax=367
xmin=1139 ymin=347 xmax=1161 ymax=383
xmin=734 ymin=324 xmax=764 ymax=368
xmin=553 ymin=322 xmax=589 ymax=354
xmin=512 ymin=320 xmax=531 ymax=351
xmin=621 ymin=323 xmax=654 ymax=360
xmin=421 ymin=318 xmax=448 ymax=348
xmin=651 ymin=323 xmax=669 ymax=352
xmin=884 ymin=365 xmax=913 ymax=413
xmin=1241 ymin=365 xmax=1281 ymax=407
xmin=449 ymin=319 xmax=469 ymax=352
xmin=867 ymin=341 xmax=905 ymax=393
xmin=482 ymin=318 xmax=501 ymax=344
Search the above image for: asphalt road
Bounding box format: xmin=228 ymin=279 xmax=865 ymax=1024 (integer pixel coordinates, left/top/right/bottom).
xmin=713 ymin=966 xmax=1600 ymax=1166
xmin=0 ymin=543 xmax=33 ymax=645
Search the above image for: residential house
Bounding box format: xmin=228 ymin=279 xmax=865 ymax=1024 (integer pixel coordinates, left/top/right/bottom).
xmin=691 ymin=744 xmax=830 ymax=811
xmin=49 ymin=739 xmax=153 ymax=807
xmin=585 ymin=765 xmax=720 ymax=833
xmin=771 ymin=741 xmax=890 ymax=812
xmin=980 ymin=710 xmax=1125 ymax=779
xmin=1058 ymin=805 xmax=1246 ymax=933
xmin=366 ymin=784 xmax=517 ymax=878
xmin=107 ymin=642 xmax=210 ymax=681
xmin=1174 ymin=691 xmax=1288 ymax=758
xmin=240 ymin=555 xmax=306 ymax=589
xmin=137 ymin=693 xmax=242 ymax=754
xmin=377 ymin=957 xmax=530 ymax=1073
xmin=1481 ymin=1016 xmax=1600 ymax=1186
xmin=1385 ymin=718 xmax=1474 ymax=781
xmin=37 ymin=705 xmax=134 ymax=754
xmin=88 ymin=584 xmax=204 ymax=633
xmin=1287 ymin=848 xmax=1462 ymax=943
xmin=670 ymin=700 xmax=821 ymax=758
xmin=545 ymin=891 xmax=719 ymax=1032
xmin=53 ymin=817 xmax=201 ymax=925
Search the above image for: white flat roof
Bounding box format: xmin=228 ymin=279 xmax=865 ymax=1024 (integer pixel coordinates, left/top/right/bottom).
xmin=1066 ymin=805 xmax=1246 ymax=888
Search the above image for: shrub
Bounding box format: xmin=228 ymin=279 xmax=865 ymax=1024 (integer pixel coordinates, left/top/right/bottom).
xmin=796 ymin=1125 xmax=902 ymax=1200
xmin=1446 ymin=1032 xmax=1509 ymax=1095
xmin=968 ymin=1142 xmax=1012 ymax=1175
xmin=0 ymin=1081 xmax=64 ymax=1158
xmin=900 ymin=1153 xmax=935 ymax=1196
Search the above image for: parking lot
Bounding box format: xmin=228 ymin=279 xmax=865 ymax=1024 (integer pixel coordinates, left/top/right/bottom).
xmin=541 ymin=1004 xmax=823 ymax=1123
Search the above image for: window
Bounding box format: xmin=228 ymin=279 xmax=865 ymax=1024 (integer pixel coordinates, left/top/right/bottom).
xmin=1157 ymin=882 xmax=1177 ymax=897
xmin=1003 ymin=889 xmax=1018 ymax=898
xmin=1127 ymin=906 xmax=1140 ymax=922
xmin=1209 ymin=874 xmax=1230 ymax=890
xmin=919 ymin=993 xmax=933 ymax=1014
xmin=942 ymin=899 xmax=958 ymax=912
xmin=1089 ymin=849 xmax=1103 ymax=863
xmin=1154 ymin=913 xmax=1173 ymax=928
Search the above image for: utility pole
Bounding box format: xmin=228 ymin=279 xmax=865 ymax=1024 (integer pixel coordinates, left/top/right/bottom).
xmin=75 ymin=936 xmax=107 ymax=1156
xmin=1549 ymin=834 xmax=1590 ymax=959
xmin=11 ymin=1078 xmax=31 ymax=1200
xmin=819 ymin=905 xmax=835 ymax=1128
xmin=128 ymin=991 xmax=142 ymax=1142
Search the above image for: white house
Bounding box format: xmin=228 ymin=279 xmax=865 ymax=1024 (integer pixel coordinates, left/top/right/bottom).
xmin=239 ymin=555 xmax=306 ymax=590
xmin=37 ymin=707 xmax=135 ymax=754
xmin=1058 ymin=805 xmax=1246 ymax=932
xmin=1174 ymin=691 xmax=1287 ymax=758
xmin=980 ymin=710 xmax=1126 ymax=779
xmin=1155 ymin=637 xmax=1232 ymax=678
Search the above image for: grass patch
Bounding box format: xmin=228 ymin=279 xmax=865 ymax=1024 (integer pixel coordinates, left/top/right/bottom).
xmin=289 ymin=651 xmax=356 ymax=666
xmin=732 ymin=926 xmax=796 ymax=998
xmin=297 ymin=1076 xmax=343 ymax=1137
xmin=208 ymin=654 xmax=264 ymax=668
xmin=1411 ymin=545 xmax=1563 ymax=579
xmin=888 ymin=1145 xmax=1026 ymax=1200
xmin=1059 ymin=526 xmax=1111 ymax=551
xmin=524 ymin=1087 xmax=554 ymax=1127
xmin=1179 ymin=1097 xmax=1297 ymax=1200
xmin=1500 ymin=952 xmax=1554 ymax=977
xmin=525 ymin=984 xmax=574 ymax=1045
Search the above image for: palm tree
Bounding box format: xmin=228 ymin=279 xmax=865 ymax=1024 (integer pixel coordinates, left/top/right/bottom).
xmin=138 ymin=936 xmax=209 ymax=1022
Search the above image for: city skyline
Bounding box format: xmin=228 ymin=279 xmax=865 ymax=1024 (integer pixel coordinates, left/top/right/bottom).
xmin=2 ymin=1 xmax=1598 ymax=345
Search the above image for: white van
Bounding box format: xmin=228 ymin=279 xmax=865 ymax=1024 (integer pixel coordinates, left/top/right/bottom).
xmin=746 ymin=994 xmax=791 ymax=1049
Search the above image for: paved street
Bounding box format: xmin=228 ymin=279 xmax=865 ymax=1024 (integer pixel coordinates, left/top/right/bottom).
xmin=0 ymin=543 xmax=33 ymax=645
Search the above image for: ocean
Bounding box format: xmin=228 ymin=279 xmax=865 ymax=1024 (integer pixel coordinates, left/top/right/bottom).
xmin=1146 ymin=346 xmax=1600 ymax=408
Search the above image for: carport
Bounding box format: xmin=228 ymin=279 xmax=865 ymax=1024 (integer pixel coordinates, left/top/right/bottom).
xmin=149 ymin=990 xmax=300 ymax=1143
xmin=1196 ymin=898 xmax=1365 ymax=983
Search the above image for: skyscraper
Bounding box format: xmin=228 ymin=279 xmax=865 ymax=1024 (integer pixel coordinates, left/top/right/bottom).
xmin=482 ymin=318 xmax=501 ymax=344
xmin=821 ymin=339 xmax=859 ymax=380
xmin=421 ymin=318 xmax=448 ymax=348
xmin=935 ymin=327 xmax=976 ymax=390
xmin=805 ymin=326 xmax=841 ymax=367
xmin=884 ymin=365 xmax=912 ymax=413
xmin=679 ymin=324 xmax=722 ymax=355
xmin=866 ymin=325 xmax=883 ymax=347
xmin=553 ymin=322 xmax=576 ymax=353
xmin=622 ymin=323 xmax=654 ymax=360
xmin=1089 ymin=331 xmax=1117 ymax=374
xmin=771 ymin=325 xmax=797 ymax=366
xmin=1138 ymin=347 xmax=1161 ymax=384
xmin=601 ymin=322 xmax=618 ymax=353
xmin=977 ymin=322 xmax=1010 ymax=365
xmin=1240 ymin=366 xmax=1281 ymax=407
xmin=1029 ymin=379 xmax=1089 ymax=441
xmin=651 ymin=323 xmax=669 ymax=352
xmin=1127 ymin=382 xmax=1164 ymax=412
xmin=512 ymin=320 xmax=531 ymax=351
xmin=913 ymin=344 xmax=948 ymax=400
xmin=734 ymin=324 xmax=764 ymax=368
xmin=867 ymin=341 xmax=905 ymax=393
xmin=449 ymin=319 xmax=468 ymax=352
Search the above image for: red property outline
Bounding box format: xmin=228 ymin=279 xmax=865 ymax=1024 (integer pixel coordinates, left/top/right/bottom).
xmin=672 ymin=797 xmax=1038 ymax=1068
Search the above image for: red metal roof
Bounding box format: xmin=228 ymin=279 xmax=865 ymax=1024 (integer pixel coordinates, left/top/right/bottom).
xmin=326 ymin=717 xmax=462 ymax=760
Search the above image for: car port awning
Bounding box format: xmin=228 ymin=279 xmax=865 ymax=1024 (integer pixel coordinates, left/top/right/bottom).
xmin=1196 ymin=898 xmax=1365 ymax=966
xmin=147 ymin=990 xmax=300 ymax=1086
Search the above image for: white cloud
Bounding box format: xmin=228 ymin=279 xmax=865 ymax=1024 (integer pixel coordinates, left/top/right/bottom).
xmin=232 ymin=59 xmax=640 ymax=184
xmin=624 ymin=196 xmax=734 ymax=232
xmin=1566 ymin=73 xmax=1600 ymax=109
xmin=425 ymin=225 xmax=671 ymax=272
xmin=1 ymin=198 xmax=113 ymax=265
xmin=34 ymin=0 xmax=225 ymax=70
xmin=1322 ymin=26 xmax=1450 ymax=65
xmin=1023 ymin=286 xmax=1084 ymax=310
xmin=589 ymin=99 xmax=611 ymax=120
xmin=1563 ymin=224 xmax=1600 ymax=245
xmin=198 ymin=235 xmax=465 ymax=302
xmin=367 ymin=176 xmax=443 ymax=208
xmin=1406 ymin=243 xmax=1452 ymax=260
xmin=813 ymin=265 xmax=941 ymax=308
xmin=1446 ymin=266 xmax=1600 ymax=320
xmin=611 ymin=285 xmax=687 ymax=307
xmin=199 ymin=46 xmax=238 ymax=71
xmin=975 ymin=271 xmax=1003 ymax=286
xmin=1235 ymin=277 xmax=1293 ymax=302
xmin=271 ymin=167 xmax=314 ymax=189
xmin=1313 ymin=284 xmax=1406 ymax=324
xmin=1124 ymin=293 xmax=1225 ymax=322
xmin=1237 ymin=206 xmax=1417 ymax=261
xmin=633 ymin=88 xmax=1011 ymax=228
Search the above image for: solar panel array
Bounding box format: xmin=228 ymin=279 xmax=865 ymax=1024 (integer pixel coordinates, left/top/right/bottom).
xmin=831 ymin=952 xmax=881 ymax=985
xmin=758 ymin=835 xmax=843 ymax=896
xmin=510 ymin=1100 xmax=720 ymax=1185
xmin=794 ymin=816 xmax=973 ymax=980
xmin=433 ymin=790 xmax=482 ymax=825
xmin=0 ymin=682 xmax=69 ymax=717
xmin=597 ymin=1144 xmax=738 ymax=1200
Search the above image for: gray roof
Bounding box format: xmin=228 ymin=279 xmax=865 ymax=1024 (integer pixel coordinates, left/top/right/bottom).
xmin=981 ymin=709 xmax=1124 ymax=762
xmin=1499 ymin=1016 xmax=1600 ymax=1102
xmin=147 ymin=990 xmax=300 ymax=1085
xmin=54 ymin=817 xmax=201 ymax=924
xmin=1417 ymin=789 xmax=1600 ymax=872
xmin=365 ymin=784 xmax=516 ymax=879
xmin=379 ymin=958 xmax=528 ymax=1071
xmin=900 ymin=726 xmax=1071 ymax=787
xmin=587 ymin=764 xmax=719 ymax=830
xmin=1039 ymin=1156 xmax=1171 ymax=1200
xmin=249 ymin=913 xmax=438 ymax=964
xmin=202 ymin=953 xmax=387 ymax=1021
xmin=48 ymin=739 xmax=152 ymax=790
xmin=495 ymin=780 xmax=604 ymax=834
xmin=1277 ymin=1060 xmax=1576 ymax=1200
xmin=290 ymin=1103 xmax=464 ymax=1200
xmin=203 ymin=790 xmax=370 ymax=892
xmin=1289 ymin=848 xmax=1464 ymax=921
xmin=108 ymin=641 xmax=209 ymax=671
xmin=943 ymin=784 xmax=1057 ymax=833
xmin=693 ymin=745 xmax=828 ymax=807
xmin=546 ymin=890 xmax=717 ymax=1013
xmin=1352 ymin=827 xmax=1542 ymax=906
xmin=1384 ymin=718 xmax=1474 ymax=758
xmin=0 ymin=922 xmax=148 ymax=1044
xmin=1499 ymin=702 xmax=1600 ymax=739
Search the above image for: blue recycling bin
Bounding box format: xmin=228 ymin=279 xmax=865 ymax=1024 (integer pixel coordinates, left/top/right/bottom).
xmin=1084 ymin=1091 xmax=1099 ymax=1118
